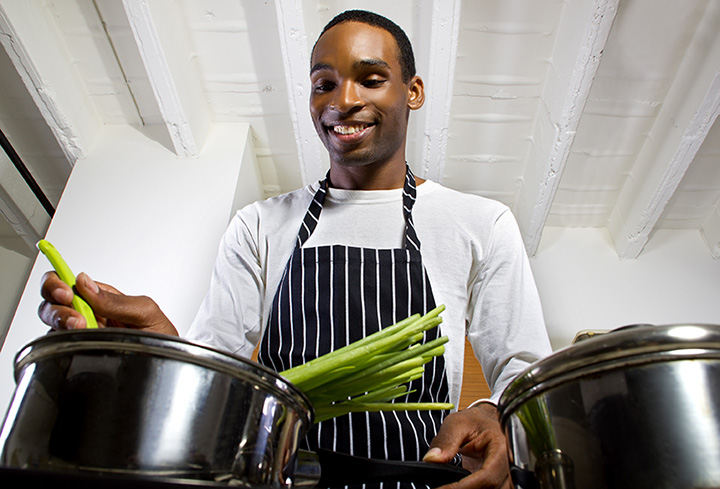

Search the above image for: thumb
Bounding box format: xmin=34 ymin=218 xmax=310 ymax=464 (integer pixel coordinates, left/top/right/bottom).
xmin=75 ymin=272 xmax=178 ymax=335
xmin=75 ymin=272 xmax=102 ymax=297
xmin=74 ymin=272 xmax=141 ymax=324
xmin=74 ymin=272 xmax=114 ymax=310
xmin=423 ymin=446 xmax=454 ymax=463
xmin=423 ymin=424 xmax=462 ymax=464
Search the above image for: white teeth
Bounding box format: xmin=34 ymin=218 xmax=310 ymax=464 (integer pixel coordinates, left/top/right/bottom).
xmin=333 ymin=125 xmax=366 ymax=135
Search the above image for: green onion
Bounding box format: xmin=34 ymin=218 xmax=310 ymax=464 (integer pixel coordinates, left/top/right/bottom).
xmin=314 ymin=402 xmax=455 ymax=424
xmin=37 ymin=239 xmax=98 ymax=329
xmin=279 ymin=305 xmax=454 ymax=423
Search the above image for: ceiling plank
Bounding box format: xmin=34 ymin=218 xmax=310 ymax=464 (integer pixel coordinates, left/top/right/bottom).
xmin=0 ymin=0 xmax=101 ymax=163
xmin=413 ymin=0 xmax=462 ymax=182
xmin=273 ymin=0 xmax=326 ymax=186
xmin=608 ymin=2 xmax=720 ymax=259
xmin=119 ymin=0 xmax=210 ymax=157
xmin=514 ymin=0 xmax=619 ymax=256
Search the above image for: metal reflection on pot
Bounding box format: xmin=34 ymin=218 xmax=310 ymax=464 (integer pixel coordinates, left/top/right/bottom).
xmin=499 ymin=323 xmax=720 ymax=489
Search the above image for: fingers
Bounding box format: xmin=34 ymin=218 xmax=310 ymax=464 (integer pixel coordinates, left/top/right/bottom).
xmin=431 ymin=431 xmax=511 ymax=489
xmin=37 ymin=271 xmax=179 ymax=336
xmin=438 ymin=462 xmax=511 ymax=489
xmin=38 ymin=298 xmax=87 ymax=330
xmin=38 ymin=272 xmax=104 ymax=330
xmin=426 ymin=404 xmax=511 ymax=489
xmin=457 ymin=429 xmax=510 ymax=484
xmin=424 ymin=408 xmax=485 ymax=463
xmin=40 ymin=271 xmax=72 ymax=305
xmin=38 ymin=271 xmax=85 ymax=330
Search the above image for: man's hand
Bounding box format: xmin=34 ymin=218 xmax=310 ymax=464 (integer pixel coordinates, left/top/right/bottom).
xmin=38 ymin=271 xmax=178 ymax=336
xmin=423 ymin=402 xmax=511 ymax=489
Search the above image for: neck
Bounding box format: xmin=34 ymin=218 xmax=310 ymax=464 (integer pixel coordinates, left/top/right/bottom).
xmin=328 ymin=160 xmax=424 ymax=190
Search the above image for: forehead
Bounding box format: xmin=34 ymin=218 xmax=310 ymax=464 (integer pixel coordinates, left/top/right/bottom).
xmin=311 ymin=21 xmax=401 ymax=71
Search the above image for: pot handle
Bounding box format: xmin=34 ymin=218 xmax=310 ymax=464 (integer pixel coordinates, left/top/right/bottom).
xmin=292 ymin=450 xmax=322 ymax=487
xmin=310 ymin=448 xmax=470 ymax=488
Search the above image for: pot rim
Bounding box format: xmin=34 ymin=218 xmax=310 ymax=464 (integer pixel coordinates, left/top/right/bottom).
xmin=498 ymin=323 xmax=720 ymax=421
xmin=14 ymin=328 xmax=314 ymax=424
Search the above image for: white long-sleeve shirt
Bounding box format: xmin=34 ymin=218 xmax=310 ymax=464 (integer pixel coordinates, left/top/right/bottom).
xmin=187 ymin=179 xmax=552 ymax=405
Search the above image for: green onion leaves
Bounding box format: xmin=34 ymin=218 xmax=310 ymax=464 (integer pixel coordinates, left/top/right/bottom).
xmin=279 ymin=305 xmax=454 ymax=423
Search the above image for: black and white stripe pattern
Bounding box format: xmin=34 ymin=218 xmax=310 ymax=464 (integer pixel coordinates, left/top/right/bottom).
xmin=297 ymin=179 xmax=327 ymax=248
xmin=258 ymin=165 xmax=450 ymax=467
xmin=402 ymin=168 xmax=421 ymax=252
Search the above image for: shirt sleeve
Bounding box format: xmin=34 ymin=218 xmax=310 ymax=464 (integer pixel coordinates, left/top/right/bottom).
xmin=186 ymin=209 xmax=265 ymax=358
xmin=466 ymin=208 xmax=552 ymax=404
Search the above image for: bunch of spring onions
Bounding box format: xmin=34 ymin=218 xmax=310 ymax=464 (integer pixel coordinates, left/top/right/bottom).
xmin=516 ymin=397 xmax=558 ymax=456
xmin=279 ymin=305 xmax=454 ymax=423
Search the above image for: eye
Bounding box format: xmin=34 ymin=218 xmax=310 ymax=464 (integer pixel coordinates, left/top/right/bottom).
xmin=362 ymin=78 xmax=386 ymax=88
xmin=313 ymin=80 xmax=335 ymax=93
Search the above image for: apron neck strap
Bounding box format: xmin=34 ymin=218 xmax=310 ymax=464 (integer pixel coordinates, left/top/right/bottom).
xmin=296 ymin=177 xmax=328 ymax=248
xmin=297 ymin=164 xmax=421 ymax=250
xmin=402 ymin=166 xmax=421 ymax=251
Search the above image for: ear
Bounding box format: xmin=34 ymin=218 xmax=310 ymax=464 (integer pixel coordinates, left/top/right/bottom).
xmin=407 ymin=76 xmax=425 ymax=110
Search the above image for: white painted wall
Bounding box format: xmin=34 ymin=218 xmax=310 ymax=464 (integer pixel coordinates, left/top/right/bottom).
xmin=531 ymin=226 xmax=720 ymax=350
xmin=0 ymin=245 xmax=32 ymax=343
xmin=0 ymin=122 xmax=262 ymax=415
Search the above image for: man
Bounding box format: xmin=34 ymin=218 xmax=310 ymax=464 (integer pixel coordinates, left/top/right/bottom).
xmin=39 ymin=10 xmax=552 ymax=489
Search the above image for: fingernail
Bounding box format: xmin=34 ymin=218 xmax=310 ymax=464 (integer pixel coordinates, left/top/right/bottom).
xmin=66 ymin=316 xmax=78 ymax=330
xmin=79 ymin=273 xmax=99 ymax=293
xmin=51 ymin=287 xmax=73 ymax=305
xmin=423 ymin=447 xmax=443 ymax=462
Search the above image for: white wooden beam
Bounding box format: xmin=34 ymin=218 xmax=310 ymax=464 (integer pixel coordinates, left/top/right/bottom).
xmin=119 ymin=0 xmax=210 ymax=157
xmin=413 ymin=0 xmax=462 ymax=183
xmin=273 ymin=0 xmax=326 ymax=185
xmin=0 ymin=0 xmax=101 ymax=163
xmin=608 ymin=2 xmax=720 ymax=259
xmin=515 ymin=0 xmax=618 ymax=255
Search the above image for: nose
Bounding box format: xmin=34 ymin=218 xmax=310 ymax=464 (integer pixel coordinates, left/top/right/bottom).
xmin=331 ymin=81 xmax=363 ymax=113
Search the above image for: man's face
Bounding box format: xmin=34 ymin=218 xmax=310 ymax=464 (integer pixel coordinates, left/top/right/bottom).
xmin=309 ymin=21 xmax=424 ymax=169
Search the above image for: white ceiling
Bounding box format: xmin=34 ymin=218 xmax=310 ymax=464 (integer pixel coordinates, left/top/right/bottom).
xmin=0 ymin=0 xmax=719 ymax=260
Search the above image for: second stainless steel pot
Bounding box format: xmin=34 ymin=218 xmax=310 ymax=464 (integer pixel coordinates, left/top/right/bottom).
xmin=499 ymin=323 xmax=720 ymax=489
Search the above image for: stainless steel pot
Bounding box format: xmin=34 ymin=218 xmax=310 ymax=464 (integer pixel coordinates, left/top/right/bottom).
xmin=498 ymin=323 xmax=720 ymax=489
xmin=0 ymin=329 xmax=313 ymax=487
xmin=0 ymin=329 xmax=468 ymax=488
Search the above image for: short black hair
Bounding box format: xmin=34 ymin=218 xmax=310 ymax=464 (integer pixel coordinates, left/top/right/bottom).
xmin=312 ymin=10 xmax=416 ymax=83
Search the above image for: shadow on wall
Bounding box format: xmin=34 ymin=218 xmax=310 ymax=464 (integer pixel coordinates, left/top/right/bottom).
xmin=0 ymin=244 xmax=35 ymax=346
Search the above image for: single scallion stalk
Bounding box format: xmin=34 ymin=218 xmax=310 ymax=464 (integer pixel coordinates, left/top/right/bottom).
xmin=314 ymin=401 xmax=454 ymax=424
xmin=37 ymin=239 xmax=98 ymax=329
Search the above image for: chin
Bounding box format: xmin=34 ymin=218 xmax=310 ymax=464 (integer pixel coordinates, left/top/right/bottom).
xmin=331 ymin=158 xmax=377 ymax=168
xmin=324 ymin=148 xmax=377 ymax=167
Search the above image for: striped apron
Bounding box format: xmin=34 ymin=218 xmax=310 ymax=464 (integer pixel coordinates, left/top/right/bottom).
xmin=258 ymin=166 xmax=451 ymax=465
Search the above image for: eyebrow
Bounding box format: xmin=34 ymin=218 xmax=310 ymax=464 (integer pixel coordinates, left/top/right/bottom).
xmin=310 ymin=62 xmax=332 ymax=75
xmin=310 ymin=58 xmax=391 ymax=75
xmin=354 ymin=58 xmax=390 ymax=70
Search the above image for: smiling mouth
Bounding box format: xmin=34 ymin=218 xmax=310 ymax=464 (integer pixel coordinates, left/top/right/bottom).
xmin=329 ymin=123 xmax=374 ymax=136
